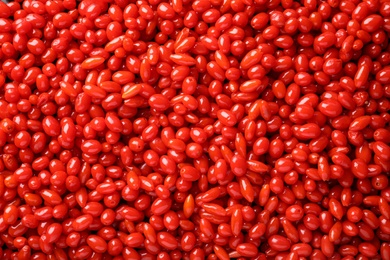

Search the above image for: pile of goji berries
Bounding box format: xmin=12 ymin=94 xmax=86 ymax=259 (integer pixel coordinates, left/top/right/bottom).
xmin=0 ymin=0 xmax=390 ymax=259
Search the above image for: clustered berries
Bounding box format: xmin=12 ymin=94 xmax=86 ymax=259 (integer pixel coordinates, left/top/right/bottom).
xmin=0 ymin=0 xmax=390 ymax=259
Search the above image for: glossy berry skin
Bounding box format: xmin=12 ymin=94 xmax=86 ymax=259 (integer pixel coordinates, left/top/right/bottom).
xmin=0 ymin=0 xmax=389 ymax=258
